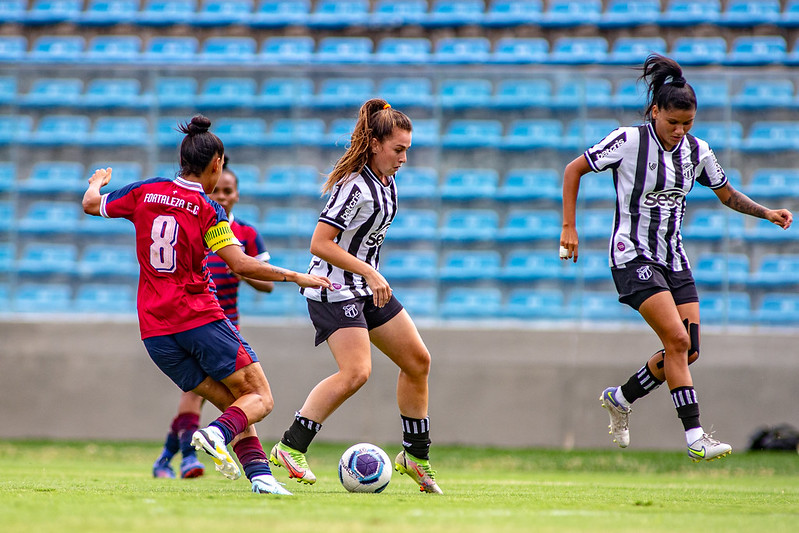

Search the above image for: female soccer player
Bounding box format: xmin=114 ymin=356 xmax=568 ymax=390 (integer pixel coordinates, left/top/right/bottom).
xmin=560 ymin=54 xmax=793 ymax=461
xmin=152 ymin=156 xmax=275 ymax=480
xmin=82 ymin=115 xmax=331 ymax=494
xmin=268 ymin=99 xmax=443 ymax=493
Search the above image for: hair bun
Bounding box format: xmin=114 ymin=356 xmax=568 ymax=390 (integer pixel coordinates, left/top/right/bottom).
xmin=186 ymin=115 xmax=211 ymax=135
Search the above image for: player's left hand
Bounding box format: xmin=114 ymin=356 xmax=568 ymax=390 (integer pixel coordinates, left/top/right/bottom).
xmin=89 ymin=167 xmax=112 ymax=188
xmin=766 ymin=208 xmax=793 ymax=230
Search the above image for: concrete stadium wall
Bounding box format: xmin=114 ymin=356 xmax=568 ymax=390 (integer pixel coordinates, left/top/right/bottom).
xmin=1 ymin=318 xmax=797 ymax=454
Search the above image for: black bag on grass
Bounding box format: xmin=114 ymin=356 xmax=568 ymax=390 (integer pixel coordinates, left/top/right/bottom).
xmin=748 ymin=424 xmax=799 ymax=451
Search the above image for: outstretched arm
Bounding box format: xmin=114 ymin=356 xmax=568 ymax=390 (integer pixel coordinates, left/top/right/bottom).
xmin=216 ymin=244 xmax=330 ymax=289
xmin=714 ymin=183 xmax=793 ymax=229
xmin=82 ymin=167 xmax=112 ymax=216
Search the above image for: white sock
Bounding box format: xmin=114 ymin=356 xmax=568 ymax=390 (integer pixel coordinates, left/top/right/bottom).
xmin=686 ymin=427 xmax=704 ymax=445
xmin=614 ymin=386 xmax=631 ymax=409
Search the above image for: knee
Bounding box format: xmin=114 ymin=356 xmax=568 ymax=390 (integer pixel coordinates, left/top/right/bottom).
xmin=405 ymin=348 xmax=431 ymax=379
xmin=248 ymin=391 xmax=273 ymax=423
xmin=664 ymin=331 xmax=691 ymax=358
xmin=343 ymin=365 xmax=371 ymax=393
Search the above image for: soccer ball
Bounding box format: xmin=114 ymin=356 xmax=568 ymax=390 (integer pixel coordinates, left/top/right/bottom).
xmin=338 ymin=443 xmax=392 ymax=493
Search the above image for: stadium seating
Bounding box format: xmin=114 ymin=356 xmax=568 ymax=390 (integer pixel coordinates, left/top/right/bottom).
xmin=380 ymin=250 xmax=438 ymax=282
xmin=19 ymin=161 xmax=85 ymax=194
xmin=200 ymin=37 xmax=257 ymax=63
xmin=441 ymin=120 xmax=503 ymax=149
xmin=143 ymin=36 xmax=199 ymax=63
xmin=502 ymin=120 xmax=563 ymax=150
xmin=690 ymin=79 xmax=730 ymax=109
xmin=259 ymin=208 xmax=319 ymax=240
xmin=325 ymin=118 xmax=355 ymax=147
xmin=499 ymin=210 xmax=560 ymax=242
xmin=374 ymin=38 xmax=431 ymax=64
xmin=724 ymin=36 xmax=787 ymax=66
xmin=91 ymin=162 xmax=142 ymax=191
xmin=682 ymin=209 xmax=744 ymax=240
xmin=756 ymin=293 xmax=799 ymax=325
xmin=0 ymin=115 xmax=32 ymax=144
xmin=27 ymin=115 xmax=90 ymax=146
xmin=742 ymin=122 xmax=799 ymax=152
xmin=504 ymin=289 xmax=567 ymax=319
xmin=552 ymin=78 xmax=613 ymax=109
xmin=496 ymin=169 xmax=560 ymax=202
xmin=392 ymin=287 xmax=437 ymax=317
xmin=440 ymin=209 xmax=499 ymax=242
xmin=692 ymin=253 xmax=751 ymax=287
xmin=749 ymin=255 xmax=799 ymax=288
xmin=316 ymin=37 xmax=373 ymax=64
xmin=0 ymin=163 xmax=14 ymax=193
xmin=230 ymin=203 xmax=260 ymax=225
xmin=745 ymin=218 xmax=799 ymax=243
xmin=572 ymin=250 xmax=612 ymax=283
xmin=83 ymin=78 xmax=148 ymax=109
xmin=0 ymin=202 xmax=13 ymax=229
xmin=79 ymin=244 xmax=139 ymax=278
xmin=578 ymin=209 xmax=614 ymax=241
xmin=606 ymin=37 xmax=667 ymax=65
xmin=19 ymin=201 xmax=81 ymax=234
xmin=14 ymin=283 xmax=72 ymax=313
xmin=377 ymin=77 xmax=433 ymax=108
xmin=28 ymin=35 xmax=85 ymax=62
xmin=599 ymin=0 xmax=662 ymax=28
xmin=257 ymin=77 xmax=313 ymax=108
xmin=719 ymin=0 xmax=780 ymax=27
xmin=492 ymin=78 xmax=551 ymax=108
xmin=193 ymin=0 xmax=253 ymax=26
xmin=250 ymin=0 xmax=310 ymax=28
xmin=79 ymin=1 xmax=140 ymax=26
xmin=0 ymin=242 xmax=13 ymax=273
xmin=88 ymin=116 xmax=149 ymax=147
xmin=670 ymin=37 xmax=727 ymax=66
xmin=75 ymin=284 xmax=136 ymax=313
xmin=85 ymin=35 xmax=142 ymax=62
xmin=315 ymin=78 xmax=375 ymax=108
xmin=17 ymin=242 xmax=78 ymax=276
xmin=439 ymin=78 xmax=493 ymax=108
xmin=309 ymin=0 xmax=370 ymax=29
xmin=490 ymin=38 xmax=549 ymax=64
xmin=214 ymin=118 xmax=268 ymax=147
xmin=541 ymin=0 xmax=601 ymax=27
xmin=570 ymin=291 xmax=637 ymax=321
xmin=386 ymin=209 xmax=438 ymax=241
xmin=439 ymin=250 xmax=501 ymax=282
xmin=485 ymin=0 xmax=543 ymax=27
xmin=371 ymin=0 xmax=427 ymax=26
xmin=424 ymin=0 xmax=485 ymax=27
xmin=266 ymin=118 xmax=326 ymax=147
xmin=549 ymin=37 xmax=609 ymax=64
xmin=26 ymin=0 xmax=82 ymax=25
xmin=699 ymin=292 xmax=752 ymax=324
xmin=0 ymin=36 xmax=26 ymax=62
xmin=433 ymin=37 xmax=491 ymax=64
xmin=396 ymin=167 xmax=438 ymax=200
xmin=197 ymin=77 xmax=257 ymax=108
xmin=21 ymin=78 xmax=83 ymax=108
xmin=259 ymin=36 xmax=315 ymax=63
xmin=731 ymin=79 xmax=794 ymax=110
xmin=261 ymin=165 xmax=321 ymax=199
xmin=689 ymin=121 xmax=743 ymax=151
xmin=267 ymin=248 xmax=312 ymax=273
xmin=781 ymin=0 xmax=799 ymax=27
xmin=0 ymin=0 xmax=26 ymax=24
xmin=440 ymin=287 xmax=503 ymax=319
xmin=660 ymin=0 xmax=721 ymax=27
xmin=138 ymin=0 xmax=197 ymax=26
xmin=155 ymin=77 xmax=197 ymax=108
xmin=440 ymin=168 xmax=498 ymax=201
xmin=744 ymin=169 xmax=799 ymax=200
xmin=499 ymin=250 xmax=562 ymax=282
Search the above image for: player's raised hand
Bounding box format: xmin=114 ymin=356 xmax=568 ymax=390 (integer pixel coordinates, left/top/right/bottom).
xmin=89 ymin=167 xmax=112 ymax=188
xmin=766 ymin=208 xmax=793 ymax=230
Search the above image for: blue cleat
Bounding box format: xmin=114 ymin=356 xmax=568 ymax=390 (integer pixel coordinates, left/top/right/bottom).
xmin=180 ymin=455 xmax=205 ymax=478
xmin=153 ymin=455 xmax=176 ymax=479
xmin=251 ymin=474 xmax=293 ymax=495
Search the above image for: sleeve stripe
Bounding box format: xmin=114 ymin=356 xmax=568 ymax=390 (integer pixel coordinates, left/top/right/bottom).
xmin=99 ymin=194 xmax=110 ymax=218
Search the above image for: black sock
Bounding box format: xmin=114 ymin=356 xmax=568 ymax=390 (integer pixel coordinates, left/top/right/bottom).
xmin=401 ymin=415 xmax=431 ymax=460
xmin=620 ymin=358 xmax=664 ymax=404
xmin=281 ymin=413 xmax=322 ymax=454
xmin=671 ymin=386 xmax=701 ymax=431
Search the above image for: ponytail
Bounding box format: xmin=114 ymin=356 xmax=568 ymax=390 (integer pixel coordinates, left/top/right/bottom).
xmin=639 ymin=54 xmax=697 ymax=121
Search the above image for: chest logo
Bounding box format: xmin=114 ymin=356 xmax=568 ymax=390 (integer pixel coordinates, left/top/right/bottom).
xmin=649 ymin=162 xmax=657 ymax=171
xmin=637 ymin=265 xmax=653 ymax=281
xmin=682 ymin=162 xmax=695 ymax=181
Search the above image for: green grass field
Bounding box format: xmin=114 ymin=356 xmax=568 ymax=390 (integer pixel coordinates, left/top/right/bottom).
xmin=1 ymin=440 xmax=797 ymax=533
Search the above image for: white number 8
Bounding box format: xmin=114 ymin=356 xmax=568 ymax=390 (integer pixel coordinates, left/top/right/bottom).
xmin=150 ymin=215 xmax=178 ymax=272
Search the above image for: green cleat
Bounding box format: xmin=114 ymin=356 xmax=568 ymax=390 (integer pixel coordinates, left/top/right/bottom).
xmin=269 ymin=442 xmax=316 ymax=485
xmin=394 ymin=450 xmax=443 ymax=494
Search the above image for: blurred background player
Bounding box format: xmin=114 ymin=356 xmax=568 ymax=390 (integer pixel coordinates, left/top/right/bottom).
xmin=560 ymin=55 xmax=792 ymax=462
xmin=152 ymin=155 xmax=275 ymax=480
xmin=268 ymin=99 xmax=443 ymax=494
xmin=83 ymin=115 xmax=331 ymax=494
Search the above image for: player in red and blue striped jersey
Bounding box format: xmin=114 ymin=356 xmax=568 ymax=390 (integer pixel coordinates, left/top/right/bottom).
xmin=83 ymin=115 xmax=330 ymax=495
xmin=153 ymin=157 xmax=275 ymax=480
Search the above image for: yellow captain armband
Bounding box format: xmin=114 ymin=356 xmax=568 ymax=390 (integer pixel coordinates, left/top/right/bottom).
xmin=204 ymin=220 xmax=241 ymax=252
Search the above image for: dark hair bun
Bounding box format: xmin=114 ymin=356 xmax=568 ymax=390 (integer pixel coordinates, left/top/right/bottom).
xmin=179 ymin=114 xmax=211 ymax=136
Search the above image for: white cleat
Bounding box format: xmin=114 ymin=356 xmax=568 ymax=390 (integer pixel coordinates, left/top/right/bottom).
xmin=688 ymin=434 xmax=732 ymax=462
xmin=191 ymin=426 xmax=241 ymax=480
xmin=600 ymin=387 xmax=631 ymax=448
xmin=251 ymin=474 xmax=293 ymax=495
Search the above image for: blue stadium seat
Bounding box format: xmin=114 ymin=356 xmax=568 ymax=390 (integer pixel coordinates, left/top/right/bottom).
xmin=88 ymin=116 xmax=148 ymax=147
xmin=433 ymin=37 xmax=491 ymax=64
xmin=500 ymin=250 xmax=562 ymax=282
xmin=267 ymin=248 xmax=312 ymax=273
xmin=580 ymin=173 xmax=616 ymax=203
xmin=21 ymin=78 xmax=83 ymax=108
xmin=19 ymin=201 xmax=81 ymax=234
xmin=0 ymin=242 xmax=13 ymax=272
xmin=572 ymin=250 xmax=612 ymax=283
xmin=0 ymin=36 xmax=26 ymax=62
xmin=742 ymin=122 xmax=799 ymax=152
xmin=28 ymin=35 xmax=85 ymax=62
xmin=230 ymin=203 xmax=261 ymax=225
xmin=606 ymin=37 xmax=667 ymax=65
xmin=731 ymin=79 xmax=794 ymax=110
xmin=79 ymin=1 xmax=140 ymax=25
xmin=0 ymin=0 xmax=26 ymax=24
xmin=492 ymin=78 xmax=551 ymax=109
xmin=201 ymin=37 xmax=256 ymax=63
xmin=315 ymin=78 xmax=375 ymax=108
xmin=599 ymin=0 xmax=661 ymax=28
xmin=781 ymin=0 xmax=799 ymax=27
xmin=193 ymin=0 xmax=253 ymax=26
xmin=409 ymin=119 xmax=440 ymax=147
xmin=250 ymin=0 xmax=310 ymax=27
xmin=670 ymin=37 xmax=727 ymax=65
xmin=504 ymin=289 xmax=567 ymax=319
xmin=756 ymin=294 xmax=799 ymax=325
xmin=214 ymin=118 xmax=267 ymax=147
xmin=380 ymin=250 xmax=438 ymax=282
xmin=612 ymin=78 xmax=646 ymax=109
xmin=692 ymin=253 xmax=750 ymax=287
xmin=157 ymin=115 xmax=189 ymax=147
xmin=699 ymin=292 xmax=751 ymax=324
xmin=570 ymin=291 xmax=637 ymax=321
xmin=578 ymin=209 xmax=614 ymax=240
xmin=19 ymin=161 xmax=84 ymax=194
xmin=490 ymin=38 xmax=548 ymax=64
xmin=720 ymin=0 xmax=780 ymax=27
xmin=259 ymin=208 xmax=318 ymax=240
xmin=138 ymin=0 xmax=197 ymax=26
xmin=442 ymin=120 xmax=503 ymax=149
xmin=259 ymin=36 xmax=315 ymax=64
xmin=397 ymin=167 xmax=438 ymax=200
xmin=316 ymin=37 xmax=373 ymax=64
xmin=17 ymin=243 xmax=78 ymax=276
xmin=690 ymin=79 xmax=730 ymax=109
xmin=549 ymin=37 xmax=608 ymax=64
xmin=496 ymin=168 xmax=560 ymax=202
xmin=79 ymin=244 xmax=139 ymax=277
xmin=440 ymin=209 xmax=499 ymax=242
xmin=261 ymin=165 xmax=321 ymax=199
xmin=502 ymin=119 xmax=563 ymax=150
xmin=563 ymin=119 xmax=620 ymax=150
xmin=143 ymin=36 xmax=198 ymax=63
xmin=660 ymin=0 xmax=720 ymax=26
xmin=377 ymin=77 xmax=433 ymax=107
xmin=749 ymin=255 xmax=799 ymax=288
xmin=0 ymin=201 xmax=13 ymax=228
xmin=28 ymin=115 xmax=90 ymax=146
xmin=374 ymin=38 xmax=431 ymax=64
xmin=440 ymin=168 xmax=498 ymax=201
xmin=0 ymin=114 xmax=32 ymax=145
xmin=440 ymin=288 xmax=503 ymax=319
xmin=439 ymin=78 xmax=493 ymax=108
xmin=83 ymin=78 xmax=147 ymax=109
xmin=233 ymin=167 xmax=264 ymax=198
xmin=325 ymin=118 xmax=355 ymax=147
xmin=257 ymin=77 xmax=313 ymax=108
xmin=155 ymin=77 xmax=198 ymax=109
xmin=14 ymin=283 xmax=72 ymax=313
xmin=197 ymin=77 xmax=256 ymax=108
xmin=247 ymin=286 xmax=306 ymax=317
xmin=552 ymin=78 xmax=613 ymax=109
xmin=440 ymin=251 xmax=501 ymax=282
xmin=392 ymin=287 xmax=437 ymax=317
xmin=90 ymin=161 xmax=142 ymax=191
xmin=371 ymin=0 xmax=428 ymax=26
xmin=26 ymin=0 xmax=82 ymax=25
xmin=266 ymin=118 xmax=326 ymax=147
xmin=682 ymin=209 xmax=744 ymax=240
xmin=725 ymin=36 xmax=786 ymax=66
xmin=75 ymin=284 xmax=136 ymax=314
xmin=423 ymin=0 xmax=485 ymax=27
xmin=389 ymin=209 xmax=439 ymax=241
xmin=308 ymin=0 xmax=369 ymax=28
xmin=498 ymin=209 xmax=560 ymax=242
xmin=0 ymin=162 xmax=14 ymax=193
xmin=689 ymin=121 xmax=743 ymax=151
xmin=744 ymin=169 xmax=799 ymax=200
xmin=745 ymin=218 xmax=799 ymax=243
xmin=154 ymin=162 xmax=179 ymax=179
xmin=541 ymin=0 xmax=601 ymax=27
xmin=485 ymin=0 xmax=543 ymax=27
xmin=85 ymin=35 xmax=142 ymax=62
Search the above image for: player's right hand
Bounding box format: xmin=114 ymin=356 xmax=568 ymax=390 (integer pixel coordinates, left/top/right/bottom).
xmin=295 ymin=273 xmax=331 ymax=289
xmin=89 ymin=167 xmax=112 ymax=188
xmin=364 ymin=270 xmax=392 ymax=308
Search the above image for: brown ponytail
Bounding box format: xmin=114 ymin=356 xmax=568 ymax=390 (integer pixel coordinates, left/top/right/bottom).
xmin=639 ymin=54 xmax=697 ymax=121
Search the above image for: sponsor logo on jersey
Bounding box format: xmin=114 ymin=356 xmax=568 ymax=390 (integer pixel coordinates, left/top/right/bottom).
xmin=338 ymin=186 xmax=362 ymax=225
xmin=594 ymin=132 xmax=627 ymax=161
xmin=342 ymin=303 xmax=359 ymax=318
xmin=616 ymin=242 xmax=626 ymax=252
xmin=637 ymin=265 xmax=653 ymax=281
xmin=642 ymin=187 xmax=687 ymax=208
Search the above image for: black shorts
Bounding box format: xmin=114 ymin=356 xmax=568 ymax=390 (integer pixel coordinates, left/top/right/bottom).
xmin=307 ymin=294 xmax=404 ymax=346
xmin=611 ymin=257 xmax=699 ymax=311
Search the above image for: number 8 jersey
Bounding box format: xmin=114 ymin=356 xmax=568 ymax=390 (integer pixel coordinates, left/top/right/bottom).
xmin=100 ymin=176 xmax=240 ymax=339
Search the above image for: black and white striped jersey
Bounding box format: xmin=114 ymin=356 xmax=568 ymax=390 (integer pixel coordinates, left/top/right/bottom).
xmin=584 ymin=122 xmax=728 ymax=271
xmin=302 ymin=165 xmax=398 ymax=302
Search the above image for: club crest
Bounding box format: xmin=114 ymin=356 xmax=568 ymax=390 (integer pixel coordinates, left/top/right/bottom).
xmin=342 ymin=304 xmax=359 ymax=318
xmin=636 ymin=265 xmax=653 ymax=281
xmin=649 ymin=162 xmax=657 ymax=171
